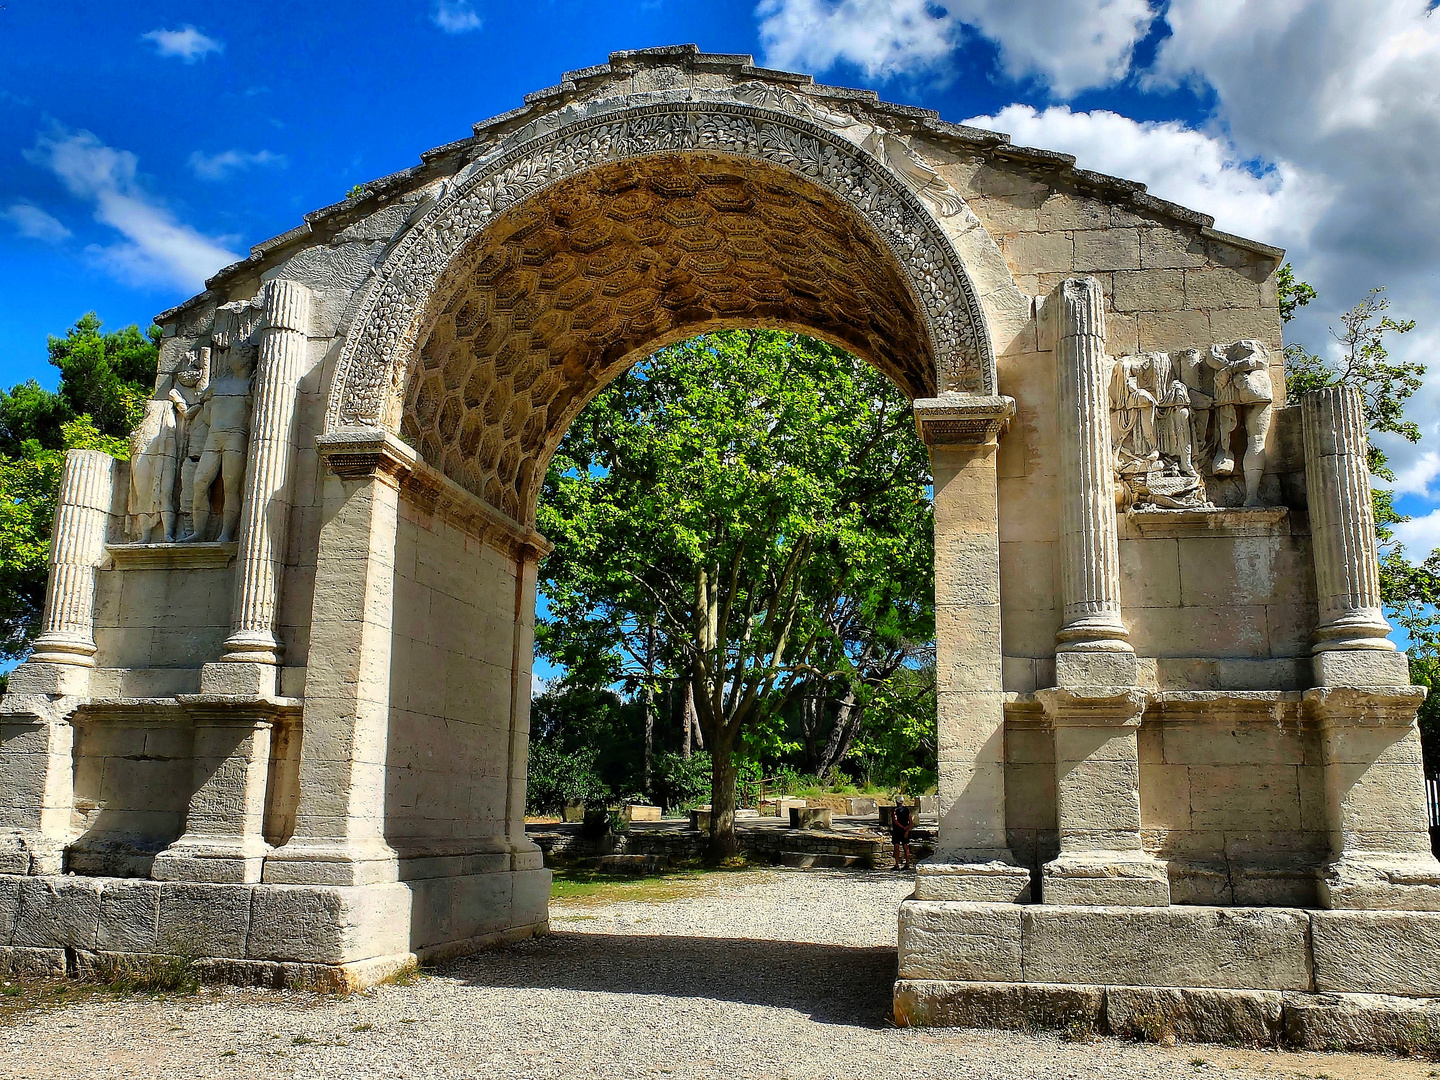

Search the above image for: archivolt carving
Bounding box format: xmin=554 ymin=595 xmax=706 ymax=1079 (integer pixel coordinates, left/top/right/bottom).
xmin=326 ymin=97 xmax=995 ymax=433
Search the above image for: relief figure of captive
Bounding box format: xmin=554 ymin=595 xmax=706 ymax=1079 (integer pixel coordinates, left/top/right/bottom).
xmin=179 ymin=343 xmax=252 ymax=543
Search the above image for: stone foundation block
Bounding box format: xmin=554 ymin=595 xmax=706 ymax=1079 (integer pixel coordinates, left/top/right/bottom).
xmin=1311 ymin=910 xmax=1440 ymax=996
xmin=1105 ymin=986 xmax=1282 ymax=1044
xmin=0 ymin=876 xmax=20 ymax=945
xmin=894 ymin=979 xmax=1103 ymax=1030
xmin=1021 ymin=905 xmax=1312 ymax=990
xmin=13 ymin=877 xmax=102 ymax=949
xmin=898 ymin=901 xmax=1021 ymax=981
xmin=0 ymin=945 xmax=66 ymax=979
xmin=1283 ymin=992 xmax=1440 ymax=1053
xmin=245 ymin=882 xmax=411 ymax=964
xmin=156 ymin=882 xmax=251 ymax=957
xmin=95 ymin=879 xmax=160 ymax=953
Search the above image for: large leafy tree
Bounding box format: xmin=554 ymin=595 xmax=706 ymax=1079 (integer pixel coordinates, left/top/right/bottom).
xmin=537 ymin=330 xmax=934 ymax=856
xmin=0 ymin=315 xmax=153 ymax=668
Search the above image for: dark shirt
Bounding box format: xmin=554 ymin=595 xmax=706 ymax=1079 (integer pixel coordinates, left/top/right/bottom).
xmin=892 ymin=804 xmax=913 ymax=839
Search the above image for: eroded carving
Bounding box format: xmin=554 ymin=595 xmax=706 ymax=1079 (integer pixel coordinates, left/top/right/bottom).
xmin=328 ymin=96 xmax=994 ymax=438
xmin=1109 ymin=339 xmax=1275 ymax=510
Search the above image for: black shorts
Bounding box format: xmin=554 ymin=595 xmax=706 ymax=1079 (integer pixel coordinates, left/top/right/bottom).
xmin=891 ymin=829 xmax=909 ymax=845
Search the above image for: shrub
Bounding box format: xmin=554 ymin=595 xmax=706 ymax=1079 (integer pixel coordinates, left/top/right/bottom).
xmin=526 ymin=741 xmax=608 ymax=815
xmin=650 ymin=750 xmax=711 ymax=811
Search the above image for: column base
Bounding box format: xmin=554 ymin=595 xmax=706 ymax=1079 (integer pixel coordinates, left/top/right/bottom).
xmin=199 ymin=661 xmax=279 ymax=698
xmin=152 ymin=836 xmax=271 ymax=884
xmin=1320 ymin=853 xmax=1440 ymax=911
xmin=26 ymin=635 xmax=96 ymax=668
xmin=915 ymin=852 xmax=1033 ymax=901
xmin=1312 ymin=648 xmax=1410 ymax=687
xmin=1042 ymin=850 xmax=1171 ymax=906
xmin=262 ymin=837 xmax=401 ymax=886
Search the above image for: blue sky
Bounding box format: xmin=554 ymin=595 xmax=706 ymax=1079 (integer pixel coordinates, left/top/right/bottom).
xmin=3 ymin=1 xmax=1439 ymax=548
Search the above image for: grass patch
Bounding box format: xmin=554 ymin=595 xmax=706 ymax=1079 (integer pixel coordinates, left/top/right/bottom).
xmin=549 ymin=863 xmax=754 ymax=905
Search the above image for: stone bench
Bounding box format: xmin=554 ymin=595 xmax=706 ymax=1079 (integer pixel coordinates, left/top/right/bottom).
xmin=621 ymin=803 xmax=662 ymax=823
xmin=595 ymin=854 xmax=669 ymax=874
xmin=845 ymin=796 xmax=878 ymax=816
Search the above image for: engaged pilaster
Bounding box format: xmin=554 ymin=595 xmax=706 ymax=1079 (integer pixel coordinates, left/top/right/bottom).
xmin=1302 ymin=385 xmax=1409 ymax=686
xmin=911 ymin=393 xmax=1031 ymax=902
xmin=1052 ymin=277 xmax=1135 ymax=688
xmin=1307 ymin=686 xmax=1440 ymax=910
xmin=208 ymin=278 xmax=314 ymax=694
xmin=262 ymin=429 xmax=410 ymax=887
xmin=1036 ymin=688 xmax=1169 ymax=905
xmin=151 ymin=703 xmax=286 ymax=883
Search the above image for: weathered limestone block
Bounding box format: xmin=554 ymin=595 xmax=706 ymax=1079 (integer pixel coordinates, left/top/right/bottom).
xmin=1311 ymin=911 xmax=1440 ymax=996
xmin=894 ymin=979 xmax=1103 ymax=1030
xmin=245 ymin=883 xmax=411 ymax=964
xmin=95 ymin=879 xmax=160 ymax=953
xmin=1283 ymin=992 xmax=1440 ymax=1052
xmin=0 ymin=876 xmax=19 ymax=944
xmin=157 ymin=882 xmax=252 ymax=957
xmin=1105 ymin=986 xmax=1282 ymax=1044
xmin=0 ymin=709 xmax=76 ymax=875
xmin=1021 ymin=906 xmax=1312 ymax=990
xmin=13 ymin=877 xmax=102 ymax=949
xmin=898 ymin=901 xmax=1022 ymax=982
xmin=0 ymin=946 xmax=66 ymax=979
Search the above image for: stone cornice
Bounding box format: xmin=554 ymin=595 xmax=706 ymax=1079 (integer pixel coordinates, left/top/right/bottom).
xmin=913 ymin=394 xmax=1016 ymax=447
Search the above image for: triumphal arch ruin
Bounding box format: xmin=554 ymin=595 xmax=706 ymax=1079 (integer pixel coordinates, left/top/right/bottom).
xmin=4 ymin=47 xmax=1438 ymax=1044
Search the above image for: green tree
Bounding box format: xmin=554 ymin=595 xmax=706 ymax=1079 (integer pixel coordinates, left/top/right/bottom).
xmin=0 ymin=315 xmax=155 ymax=670
xmin=537 ymin=331 xmax=934 ymax=857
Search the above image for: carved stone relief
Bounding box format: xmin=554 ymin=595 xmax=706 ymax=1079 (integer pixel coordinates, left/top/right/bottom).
xmin=327 ymin=95 xmax=995 ymax=439
xmin=1108 ymin=339 xmax=1275 ymax=510
xmin=126 ymin=296 xmax=261 ymax=544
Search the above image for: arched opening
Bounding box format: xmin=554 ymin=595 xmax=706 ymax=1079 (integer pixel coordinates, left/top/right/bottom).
xmin=397 ymin=154 xmax=938 ymax=526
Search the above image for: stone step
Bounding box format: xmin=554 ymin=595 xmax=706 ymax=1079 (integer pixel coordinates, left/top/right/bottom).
xmin=778 ymin=850 xmax=874 ymax=869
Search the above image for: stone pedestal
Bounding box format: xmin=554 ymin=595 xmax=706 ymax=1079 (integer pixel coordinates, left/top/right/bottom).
xmin=151 ymin=702 xmax=285 ymax=884
xmin=1302 ymin=386 xmax=1408 ymax=686
xmin=0 ymin=705 xmax=75 ymax=875
xmin=1037 ymin=688 xmax=1169 ymax=906
xmin=262 ymin=430 xmax=409 ymax=887
xmin=914 ymin=394 xmax=1031 ymax=902
xmin=1306 ymin=686 xmax=1440 ymax=910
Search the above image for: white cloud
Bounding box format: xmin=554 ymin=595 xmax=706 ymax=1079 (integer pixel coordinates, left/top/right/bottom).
xmin=1 ymin=203 xmax=71 ymax=243
xmin=756 ymin=0 xmax=1156 ymax=94
xmin=432 ymin=0 xmax=483 ymax=33
xmin=24 ymin=127 xmax=241 ymax=292
xmin=141 ymin=25 xmax=223 ymax=63
xmin=757 ymin=0 xmax=961 ymax=80
xmin=188 ymin=149 xmax=287 ymax=181
xmin=1392 ymin=506 xmax=1440 ymax=557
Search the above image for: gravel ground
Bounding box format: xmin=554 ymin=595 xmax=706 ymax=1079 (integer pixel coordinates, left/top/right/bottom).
xmin=0 ymin=867 xmax=1433 ymax=1080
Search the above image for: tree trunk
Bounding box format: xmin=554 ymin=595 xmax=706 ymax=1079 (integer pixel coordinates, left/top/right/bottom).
xmin=642 ymin=620 xmax=656 ymax=789
xmin=707 ymin=729 xmax=739 ymax=861
xmin=682 ymin=680 xmax=694 ymax=758
xmin=816 ymin=685 xmax=862 ymax=777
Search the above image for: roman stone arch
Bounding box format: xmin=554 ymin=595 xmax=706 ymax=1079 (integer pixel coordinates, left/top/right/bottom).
xmin=5 ymin=47 xmax=1438 ymax=1043
xmin=322 ymin=94 xmax=998 ymax=472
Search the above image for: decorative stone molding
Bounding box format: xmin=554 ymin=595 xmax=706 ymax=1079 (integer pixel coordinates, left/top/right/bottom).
xmin=315 ymin=427 xmax=419 ymax=486
xmin=106 ymin=541 xmax=238 ymax=570
xmin=1302 ymin=386 xmax=1405 ymax=685
xmin=325 ymin=95 xmax=996 ymax=441
xmin=1051 ymin=278 xmax=1134 ymax=681
xmin=30 ymin=450 xmax=117 ymax=668
xmin=913 ymin=395 xmax=1016 ymax=447
xmin=1124 ymin=505 xmax=1289 ymax=538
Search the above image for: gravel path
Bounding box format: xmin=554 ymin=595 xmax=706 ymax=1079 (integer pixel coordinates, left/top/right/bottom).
xmin=0 ymin=868 xmax=1431 ymax=1080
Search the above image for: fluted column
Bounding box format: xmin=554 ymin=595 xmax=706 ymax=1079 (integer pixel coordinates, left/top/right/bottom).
xmin=1053 ymin=278 xmax=1133 ymax=686
xmin=1302 ymin=385 xmax=1408 ymax=685
xmin=30 ymin=449 xmax=116 ymax=667
xmin=215 ymin=278 xmax=313 ymax=675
